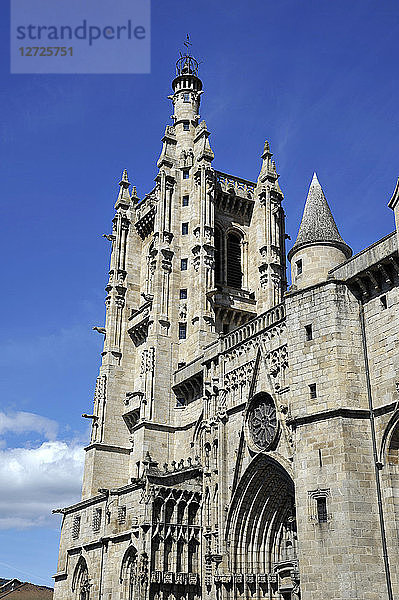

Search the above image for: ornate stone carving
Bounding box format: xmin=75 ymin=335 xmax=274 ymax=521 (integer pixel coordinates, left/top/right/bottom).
xmin=265 ymin=345 xmax=288 ymax=391
xmin=140 ymin=347 xmax=155 ymax=374
xmin=224 ymin=360 xmax=255 ymax=397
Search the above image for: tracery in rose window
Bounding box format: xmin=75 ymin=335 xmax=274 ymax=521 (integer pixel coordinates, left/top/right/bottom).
xmin=247 ymin=393 xmax=278 ymax=451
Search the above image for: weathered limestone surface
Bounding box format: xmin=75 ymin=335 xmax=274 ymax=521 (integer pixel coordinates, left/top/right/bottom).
xmin=53 ymin=50 xmax=399 ymax=600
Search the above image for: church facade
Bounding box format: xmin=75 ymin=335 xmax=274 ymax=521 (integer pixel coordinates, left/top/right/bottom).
xmin=53 ymin=51 xmax=399 ymax=600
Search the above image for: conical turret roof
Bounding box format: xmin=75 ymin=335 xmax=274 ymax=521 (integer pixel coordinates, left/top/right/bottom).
xmin=288 ymin=173 xmax=352 ymax=260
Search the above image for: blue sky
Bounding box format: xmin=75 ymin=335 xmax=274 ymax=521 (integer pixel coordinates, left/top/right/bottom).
xmin=0 ymin=0 xmax=398 ymax=588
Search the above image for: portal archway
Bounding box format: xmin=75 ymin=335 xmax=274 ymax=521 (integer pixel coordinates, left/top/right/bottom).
xmin=226 ymin=455 xmax=299 ymax=598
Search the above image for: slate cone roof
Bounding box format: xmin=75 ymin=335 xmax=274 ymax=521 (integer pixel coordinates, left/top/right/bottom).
xmin=288 ymin=173 xmax=352 ymax=260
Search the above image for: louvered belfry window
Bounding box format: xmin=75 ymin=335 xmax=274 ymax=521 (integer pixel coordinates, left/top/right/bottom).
xmin=226 ymin=233 xmax=242 ymax=288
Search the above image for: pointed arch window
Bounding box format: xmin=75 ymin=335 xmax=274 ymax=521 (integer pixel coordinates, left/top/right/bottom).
xmin=72 ymin=557 xmax=90 ymax=600
xmin=384 ymin=420 xmax=399 ymax=546
xmin=226 ymin=232 xmax=243 ymax=288
xmin=188 ymin=538 xmax=199 ymax=573
xmin=214 ymin=227 xmax=223 ymax=285
xmin=214 ymin=227 xmax=244 ymax=289
xmin=120 ymin=546 xmax=138 ymax=600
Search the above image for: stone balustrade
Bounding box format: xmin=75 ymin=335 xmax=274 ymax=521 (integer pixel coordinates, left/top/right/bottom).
xmin=221 ymin=303 xmax=286 ymax=352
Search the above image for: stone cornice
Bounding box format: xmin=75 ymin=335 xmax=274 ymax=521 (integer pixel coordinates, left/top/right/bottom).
xmin=288 ymin=402 xmax=398 ymax=428
xmin=130 ymin=418 xmax=200 ymax=435
xmin=53 ymin=492 xmax=107 ymax=515
xmin=84 ymin=443 xmax=131 ymax=454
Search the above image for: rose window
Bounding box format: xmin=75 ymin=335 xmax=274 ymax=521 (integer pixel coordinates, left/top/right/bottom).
xmin=248 ymin=394 xmax=278 ymax=451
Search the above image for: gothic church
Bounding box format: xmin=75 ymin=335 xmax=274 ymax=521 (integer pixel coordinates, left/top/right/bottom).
xmin=53 ymin=50 xmax=399 ymax=600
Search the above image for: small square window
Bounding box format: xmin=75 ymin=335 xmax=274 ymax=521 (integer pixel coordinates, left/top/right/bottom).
xmin=179 ymin=323 xmax=187 ymax=340
xmin=316 ymin=497 xmax=328 ymax=523
xmin=183 ymin=93 xmax=190 ymax=103
xmin=183 ymin=169 xmax=190 ymax=179
xmin=181 ymin=258 xmax=188 ymax=271
xmin=309 ymin=383 xmax=317 ymax=399
xmin=182 ymin=195 xmax=189 ymax=206
xmin=296 ymin=259 xmax=303 ymax=275
xmin=305 ymin=324 xmax=313 ymax=341
xmin=178 ymin=362 xmax=186 ymax=369
xmin=183 ymin=121 xmax=190 ymax=131
xmin=180 ymin=289 xmax=187 ymax=299
xmin=380 ymin=295 xmax=387 ymax=309
xmin=182 ymin=222 xmax=189 ymax=235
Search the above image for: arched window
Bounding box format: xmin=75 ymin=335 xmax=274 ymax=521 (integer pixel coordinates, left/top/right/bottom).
xmin=176 ymin=539 xmax=184 ymax=572
xmin=151 ymin=534 xmax=162 ymax=572
xmin=120 ymin=546 xmax=138 ymax=600
xmin=176 ymin=501 xmax=186 ymax=524
xmin=386 ymin=423 xmax=399 ymax=540
xmin=152 ymin=498 xmax=163 ymax=524
xmin=188 ymin=538 xmax=199 ymax=573
xmin=214 ymin=227 xmax=222 ymax=284
xmin=72 ymin=557 xmax=90 ymax=600
xmin=388 ymin=424 xmax=399 ymax=464
xmin=163 ymin=537 xmax=173 ymax=571
xmin=187 ymin=501 xmax=199 ymax=526
xmin=164 ymin=499 xmax=175 ymax=524
xmin=226 ymin=232 xmax=242 ymax=288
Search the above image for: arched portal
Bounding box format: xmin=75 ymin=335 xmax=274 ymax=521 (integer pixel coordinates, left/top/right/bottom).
xmin=226 ymin=455 xmax=299 ymax=598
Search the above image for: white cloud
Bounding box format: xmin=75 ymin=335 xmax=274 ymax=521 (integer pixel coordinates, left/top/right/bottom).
xmin=0 ymin=411 xmax=58 ymax=440
xmin=0 ymin=441 xmax=84 ymax=529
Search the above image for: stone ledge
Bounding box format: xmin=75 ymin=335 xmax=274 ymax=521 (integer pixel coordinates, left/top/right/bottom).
xmin=84 ymin=443 xmax=131 ymax=455
xmin=287 ymin=407 xmax=371 ymax=428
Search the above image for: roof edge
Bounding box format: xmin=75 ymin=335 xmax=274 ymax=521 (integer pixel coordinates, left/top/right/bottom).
xmin=287 ymin=239 xmax=353 ymax=262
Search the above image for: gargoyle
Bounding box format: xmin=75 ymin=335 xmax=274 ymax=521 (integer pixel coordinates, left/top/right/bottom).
xmin=92 ymin=326 xmax=106 ymax=335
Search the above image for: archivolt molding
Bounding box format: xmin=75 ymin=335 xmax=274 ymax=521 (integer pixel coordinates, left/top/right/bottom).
xmin=225 ymin=453 xmax=298 ymax=591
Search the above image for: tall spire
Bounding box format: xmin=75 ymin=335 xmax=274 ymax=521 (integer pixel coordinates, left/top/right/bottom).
xmin=288 ymin=173 xmax=352 ymax=260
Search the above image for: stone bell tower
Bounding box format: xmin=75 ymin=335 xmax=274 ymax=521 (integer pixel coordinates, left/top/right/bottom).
xmin=80 ymin=44 xmax=292 ymax=500
xmin=81 ymin=45 xmax=222 ymax=500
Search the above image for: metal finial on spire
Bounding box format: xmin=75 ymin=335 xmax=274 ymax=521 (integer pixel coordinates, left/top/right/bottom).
xmin=183 ymin=33 xmax=192 ymax=54
xmin=175 ymin=34 xmax=199 ymax=77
